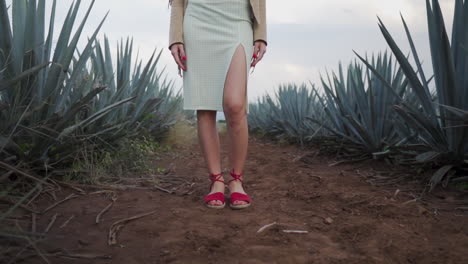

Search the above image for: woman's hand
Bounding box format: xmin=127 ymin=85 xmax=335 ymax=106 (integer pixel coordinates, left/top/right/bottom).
xmin=251 ymin=40 xmax=267 ymax=68
xmin=170 ymin=43 xmax=186 ymax=71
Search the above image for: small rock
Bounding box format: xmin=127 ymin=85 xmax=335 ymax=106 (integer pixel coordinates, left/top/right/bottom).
xmin=78 ymin=239 xmax=90 ymax=246
xmin=324 ymin=217 xmax=333 ymax=224
xmin=417 ymin=205 xmax=429 ymax=215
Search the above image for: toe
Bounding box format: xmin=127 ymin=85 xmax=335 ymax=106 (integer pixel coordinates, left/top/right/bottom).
xmin=209 ymin=200 xmax=221 ymax=206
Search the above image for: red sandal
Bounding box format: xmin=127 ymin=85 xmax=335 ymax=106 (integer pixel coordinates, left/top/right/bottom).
xmin=228 ymin=168 xmax=251 ymax=209
xmin=204 ymin=172 xmax=226 ymax=209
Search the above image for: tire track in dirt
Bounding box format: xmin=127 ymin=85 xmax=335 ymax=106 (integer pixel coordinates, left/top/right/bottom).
xmin=25 ymin=126 xmax=468 ymax=264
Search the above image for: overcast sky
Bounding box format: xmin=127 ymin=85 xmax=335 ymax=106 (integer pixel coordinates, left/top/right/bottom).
xmin=6 ymin=0 xmax=456 ymax=108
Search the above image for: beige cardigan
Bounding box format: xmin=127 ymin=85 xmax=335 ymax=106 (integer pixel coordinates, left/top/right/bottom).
xmin=168 ymin=0 xmax=267 ymax=50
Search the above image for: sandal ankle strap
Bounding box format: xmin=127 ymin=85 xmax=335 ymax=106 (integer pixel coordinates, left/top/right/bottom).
xmin=228 ymin=168 xmax=243 ymax=184
xmin=209 ymin=172 xmax=226 ymax=185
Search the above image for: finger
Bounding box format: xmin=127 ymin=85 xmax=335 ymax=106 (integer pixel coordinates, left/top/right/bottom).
xmin=253 ymin=45 xmax=267 ymax=67
xmin=172 ymin=49 xmax=185 ymax=71
xmin=252 ymin=43 xmax=260 ymax=59
xmin=256 ymin=47 xmax=266 ymax=63
xmin=171 ymin=48 xmax=179 ymax=63
xmin=179 ymin=45 xmax=187 ymax=65
xmin=250 ymin=46 xmax=259 ymax=67
xmin=251 ymin=53 xmax=261 ymax=67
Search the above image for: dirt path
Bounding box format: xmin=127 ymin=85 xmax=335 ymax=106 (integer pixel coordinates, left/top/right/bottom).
xmin=25 ymin=124 xmax=467 ymax=264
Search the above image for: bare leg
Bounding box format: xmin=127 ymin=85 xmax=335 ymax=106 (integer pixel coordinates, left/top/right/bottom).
xmin=197 ymin=110 xmax=224 ymax=206
xmin=223 ymin=44 xmax=249 ymax=206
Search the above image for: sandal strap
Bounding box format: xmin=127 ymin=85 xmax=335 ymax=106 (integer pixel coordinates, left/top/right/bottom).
xmin=204 ymin=192 xmax=225 ymax=203
xmin=228 ymin=168 xmax=243 ymax=184
xmin=230 ymin=192 xmax=251 ymax=204
xmin=208 ymin=172 xmax=226 ymax=190
xmin=209 ymin=172 xmax=225 ymax=184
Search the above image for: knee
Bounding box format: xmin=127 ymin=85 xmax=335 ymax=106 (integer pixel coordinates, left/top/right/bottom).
xmin=223 ymin=102 xmax=246 ymax=125
xmin=223 ymin=101 xmax=245 ymax=118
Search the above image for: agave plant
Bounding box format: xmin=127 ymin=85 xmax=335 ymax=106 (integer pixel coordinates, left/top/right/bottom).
xmin=1 ymin=0 xmax=182 ymax=261
xmin=0 ymin=0 xmax=113 ymax=167
xmin=88 ymin=36 xmax=182 ymax=140
xmin=248 ymin=95 xmax=275 ymax=135
xmin=248 ymin=83 xmax=326 ymax=146
xmin=0 ymin=1 xmax=110 ymax=261
xmin=355 ymin=0 xmax=468 ymax=189
xmin=1 ymin=0 xmax=181 ymax=168
xmin=308 ymin=52 xmax=412 ymax=155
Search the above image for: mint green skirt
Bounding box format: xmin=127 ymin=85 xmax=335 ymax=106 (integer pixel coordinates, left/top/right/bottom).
xmin=182 ymin=0 xmax=254 ymax=114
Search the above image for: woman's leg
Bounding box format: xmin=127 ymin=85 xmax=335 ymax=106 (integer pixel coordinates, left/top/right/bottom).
xmin=197 ymin=110 xmax=224 ymax=206
xmin=223 ymin=44 xmax=249 ymax=206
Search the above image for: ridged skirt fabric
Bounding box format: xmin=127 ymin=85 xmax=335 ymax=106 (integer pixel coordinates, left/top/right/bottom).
xmin=182 ymin=0 xmax=254 ymax=113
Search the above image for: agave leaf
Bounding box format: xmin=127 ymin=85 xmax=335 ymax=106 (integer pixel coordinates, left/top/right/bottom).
xmin=0 ymin=61 xmax=50 ymax=91
xmin=353 ymin=51 xmax=403 ymax=100
xmin=0 ymin=0 xmax=13 ymax=73
xmin=44 ymin=0 xmax=100 ymax=99
xmin=415 ymin=151 xmax=440 ymax=163
xmin=429 ymin=164 xmax=454 ymax=191
xmin=378 ymin=17 xmax=436 ymax=117
xmin=56 ymin=9 xmax=109 ymax=112
xmin=400 ymin=13 xmax=432 ymax=101
xmin=53 ymin=86 xmax=107 ymax=131
xmin=437 ymin=103 xmax=468 ymax=120
xmin=58 ymin=96 xmax=137 ymax=140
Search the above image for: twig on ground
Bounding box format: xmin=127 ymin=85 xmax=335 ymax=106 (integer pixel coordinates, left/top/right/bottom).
xmin=282 ymin=230 xmax=309 ymax=234
xmin=59 ymin=215 xmax=75 ymax=228
xmin=26 ymin=187 xmax=44 ymax=206
xmin=154 ymin=185 xmax=173 ymax=194
xmin=52 ymin=179 xmax=86 ymax=194
xmin=0 ymin=197 xmax=40 ymax=214
xmin=44 ymin=213 xmax=59 ymax=233
xmin=88 ymin=190 xmax=115 ymax=196
xmin=328 ymin=157 xmax=368 ymax=167
xmin=54 ymin=179 xmax=174 ymax=194
xmin=42 ymin=193 xmax=78 ymax=213
xmin=96 ymin=202 xmax=114 ymax=224
xmin=16 ymin=249 xmax=112 ymax=261
xmin=96 ymin=194 xmax=117 ymax=224
xmin=53 ymin=180 xmax=128 ymax=191
xmin=48 ymin=251 xmax=112 ymax=260
xmin=347 ymin=198 xmax=373 ymax=206
xmin=292 ymin=151 xmax=317 ymax=162
xmin=257 ymin=222 xmax=277 ymax=233
xmin=402 ymin=198 xmax=418 ymax=205
xmin=108 ymin=209 xmax=158 ymax=245
xmin=15 ymin=220 xmax=51 ymax=264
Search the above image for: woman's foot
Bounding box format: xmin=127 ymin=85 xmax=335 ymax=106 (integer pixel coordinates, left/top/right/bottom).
xmin=206 ymin=180 xmax=225 ymax=206
xmin=228 ymin=180 xmax=248 ymax=206
xmin=204 ymin=172 xmax=226 ymax=208
xmin=228 ymin=169 xmax=251 ymax=208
